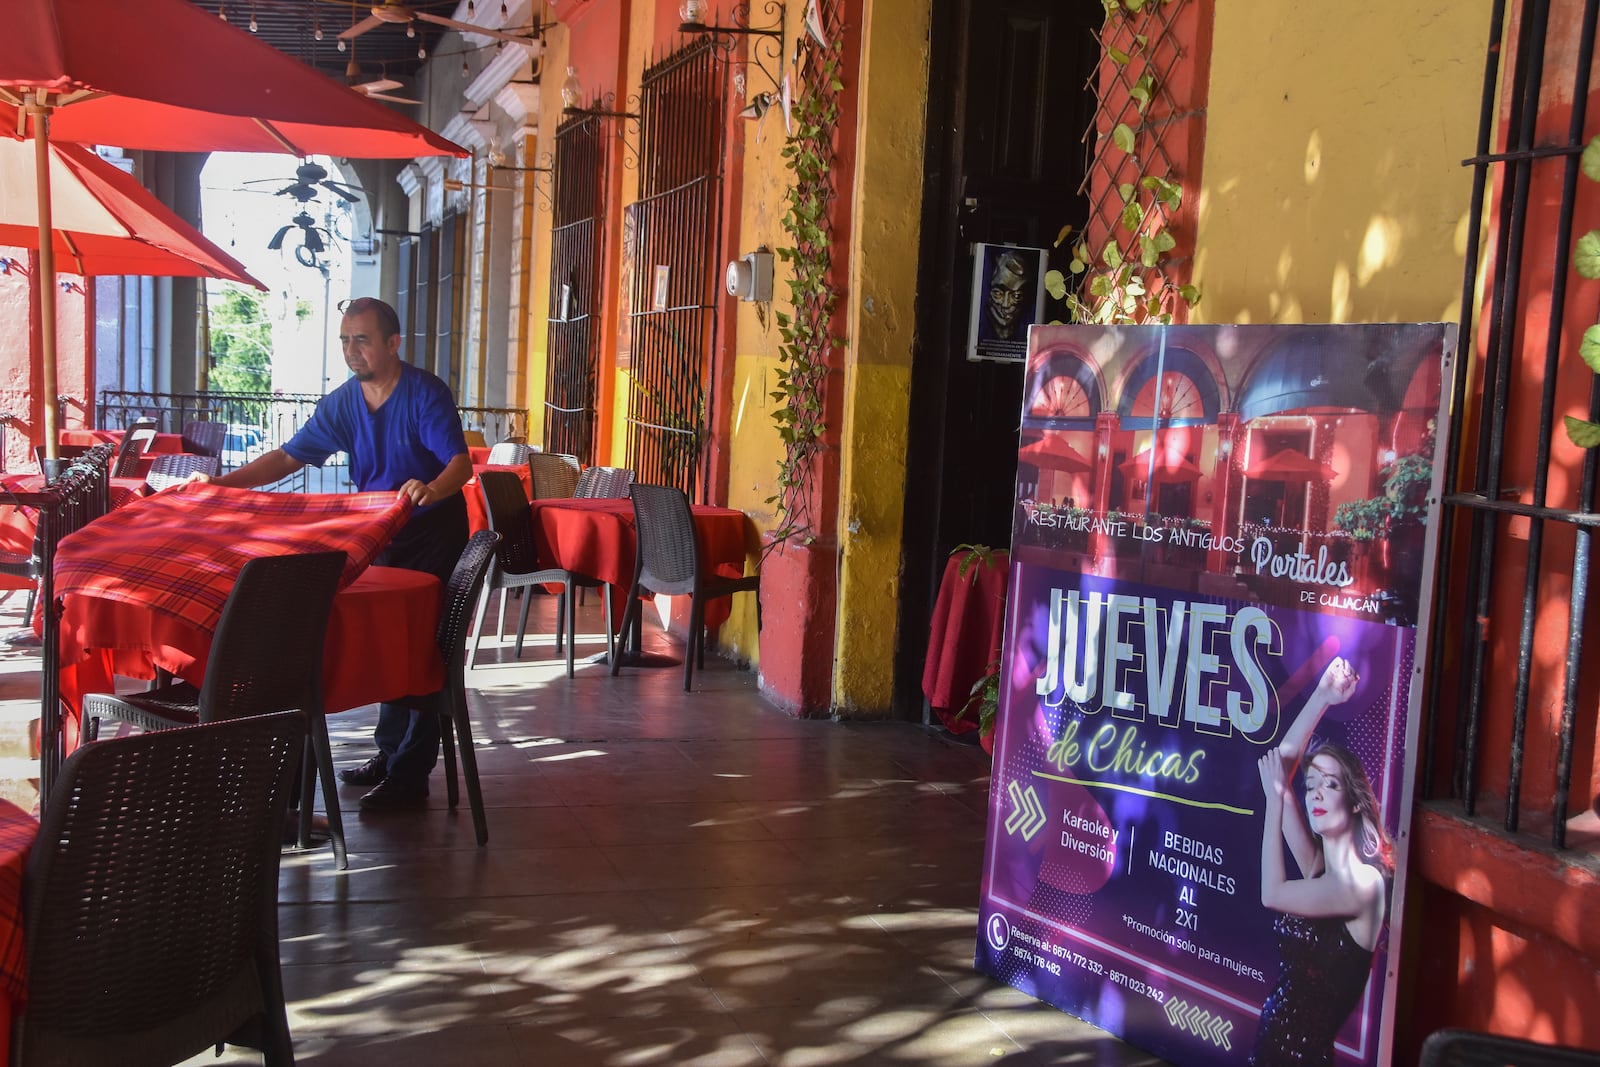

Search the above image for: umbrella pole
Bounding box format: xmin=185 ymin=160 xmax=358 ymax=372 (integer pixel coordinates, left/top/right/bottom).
xmin=28 ymin=99 xmax=61 ymax=469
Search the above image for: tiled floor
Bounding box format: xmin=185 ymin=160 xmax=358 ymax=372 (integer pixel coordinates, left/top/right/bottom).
xmin=6 ymin=589 xmax=1160 ymax=1066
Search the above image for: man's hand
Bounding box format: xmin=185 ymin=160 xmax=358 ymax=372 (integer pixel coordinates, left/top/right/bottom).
xmin=398 ymin=478 xmax=440 ymax=507
xmin=186 ymin=471 xmax=214 ymax=486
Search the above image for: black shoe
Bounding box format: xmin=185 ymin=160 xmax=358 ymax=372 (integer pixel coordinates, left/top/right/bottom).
xmin=339 ymin=753 xmax=388 ymax=787
xmin=359 ymin=776 xmax=429 ymax=811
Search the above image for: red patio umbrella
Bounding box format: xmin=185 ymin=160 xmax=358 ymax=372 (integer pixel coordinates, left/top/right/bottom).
xmin=0 ymin=136 xmax=263 ymax=287
xmin=1244 ymin=448 xmax=1340 ymax=482
xmin=1018 ymin=433 xmax=1094 ymax=474
xmin=1120 ymin=447 xmax=1204 ymax=482
xmin=0 ymin=0 xmax=467 ymax=461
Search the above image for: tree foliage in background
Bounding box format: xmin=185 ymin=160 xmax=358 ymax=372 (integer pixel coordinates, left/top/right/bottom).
xmin=207 ymin=283 xmax=274 ymax=395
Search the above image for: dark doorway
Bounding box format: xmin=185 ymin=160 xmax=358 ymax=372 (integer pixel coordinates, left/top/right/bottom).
xmin=893 ymin=0 xmax=1101 ymax=720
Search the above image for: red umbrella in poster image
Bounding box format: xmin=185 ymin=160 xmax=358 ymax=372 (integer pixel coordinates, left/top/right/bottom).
xmin=0 ymin=0 xmax=467 ymax=462
xmin=1119 ymin=443 xmax=1204 ymax=483
xmin=1244 ymin=448 xmax=1341 ymax=483
xmin=1018 ymin=432 xmax=1094 ymax=474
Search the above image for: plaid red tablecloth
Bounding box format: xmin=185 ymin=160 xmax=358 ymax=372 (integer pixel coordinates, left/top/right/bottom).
xmin=52 ymin=483 xmax=412 ymax=635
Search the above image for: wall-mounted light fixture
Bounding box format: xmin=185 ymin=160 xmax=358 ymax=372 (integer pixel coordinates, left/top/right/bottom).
xmin=557 ymin=65 xmax=640 ymax=165
xmin=678 ymin=1 xmax=786 ymax=101
xmin=490 ymin=159 xmax=556 ymax=211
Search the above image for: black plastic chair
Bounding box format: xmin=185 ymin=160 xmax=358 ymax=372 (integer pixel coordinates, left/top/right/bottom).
xmin=111 ymin=417 xmax=159 ymax=478
xmin=81 ymin=550 xmax=352 ymax=869
xmin=575 ymin=465 xmax=635 ymax=499
xmin=486 ymin=441 xmax=535 ymax=466
xmin=426 ymin=530 xmax=499 ymax=845
xmin=181 ymin=419 xmax=227 ymax=458
xmin=1420 ymin=1031 xmax=1600 ymax=1067
xmin=528 ymin=452 xmax=581 ymax=499
xmin=613 ymin=483 xmax=760 ymax=691
xmin=145 ymin=452 xmax=221 ymax=491
xmin=471 ymin=470 xmax=613 ymax=676
xmin=15 ymin=711 xmax=305 ymax=1067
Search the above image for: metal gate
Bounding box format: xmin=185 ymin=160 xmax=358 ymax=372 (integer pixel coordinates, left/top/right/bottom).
xmin=544 ymin=113 xmax=607 ymax=462
xmin=625 ymin=40 xmax=726 ymax=495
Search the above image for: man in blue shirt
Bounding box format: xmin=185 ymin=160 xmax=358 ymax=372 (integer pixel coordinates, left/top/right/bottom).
xmin=202 ymin=297 xmax=472 ymax=811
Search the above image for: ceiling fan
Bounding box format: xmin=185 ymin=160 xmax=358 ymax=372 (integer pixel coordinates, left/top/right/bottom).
xmin=338 ymin=2 xmax=543 ymax=49
xmin=268 ymin=211 xmax=337 ymax=267
xmin=243 ymin=162 xmax=365 ymax=204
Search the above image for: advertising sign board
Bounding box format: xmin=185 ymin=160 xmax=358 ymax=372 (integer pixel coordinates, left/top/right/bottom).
xmin=975 ymin=323 xmax=1454 ymax=1067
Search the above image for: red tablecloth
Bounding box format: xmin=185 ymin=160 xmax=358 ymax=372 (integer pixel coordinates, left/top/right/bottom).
xmin=528 ymin=498 xmax=753 ymax=632
xmin=0 ymin=799 xmax=36 ymax=1055
xmin=56 ymin=565 xmax=443 ymax=751
xmin=922 ymin=549 xmax=1009 ymax=734
xmin=463 ymin=464 xmax=534 ymax=535
xmin=0 ymin=475 xmax=150 ymax=592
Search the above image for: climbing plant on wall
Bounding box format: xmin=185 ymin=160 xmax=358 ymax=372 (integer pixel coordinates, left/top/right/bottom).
xmin=1045 ymin=0 xmax=1200 ymax=325
xmin=768 ymin=0 xmax=844 ymax=552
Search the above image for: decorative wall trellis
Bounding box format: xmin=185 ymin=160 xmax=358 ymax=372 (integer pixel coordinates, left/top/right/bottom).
xmin=1073 ymin=0 xmax=1198 ymax=322
xmin=624 ymin=39 xmax=727 ymax=496
xmin=544 ymin=113 xmax=608 ymax=464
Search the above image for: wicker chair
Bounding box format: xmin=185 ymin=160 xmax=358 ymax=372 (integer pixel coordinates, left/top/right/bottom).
xmin=613 ymin=483 xmax=760 ymax=690
xmin=110 ymin=417 xmax=159 ymax=478
xmin=486 ymin=441 xmax=535 ymax=466
xmin=528 ymin=452 xmax=581 ymax=499
xmin=15 ymin=711 xmax=305 ymax=1067
xmin=145 ymin=452 xmax=221 ymax=492
xmin=1420 ymin=1031 xmax=1600 ymax=1067
xmin=575 ymin=465 xmax=636 ymax=499
xmin=81 ymin=550 xmax=352 ymax=869
xmin=181 ymin=419 xmax=227 ymax=458
xmin=0 ymin=449 xmax=112 ymax=619
xmin=471 ymin=470 xmax=613 ymax=677
xmin=424 ymin=530 xmax=499 ymax=845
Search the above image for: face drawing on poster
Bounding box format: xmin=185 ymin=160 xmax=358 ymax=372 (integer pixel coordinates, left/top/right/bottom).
xmin=987 ymin=250 xmax=1030 ymax=340
xmin=1251 ymin=656 xmax=1395 ymax=1067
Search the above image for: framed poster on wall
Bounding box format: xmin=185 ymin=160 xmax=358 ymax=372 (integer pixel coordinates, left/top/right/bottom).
xmin=976 ymin=322 xmax=1455 ymax=1067
xmin=967 ymin=243 xmax=1049 ymax=363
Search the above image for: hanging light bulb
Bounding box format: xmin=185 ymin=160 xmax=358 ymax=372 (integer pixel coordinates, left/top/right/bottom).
xmin=560 ymin=65 xmax=582 ymax=109
xmin=500 ymin=1 xmax=508 ymax=17
xmin=217 ymin=3 xmax=227 ymax=21
xmin=418 ymin=44 xmax=428 ymax=59
xmin=313 ymin=18 xmax=323 ymax=40
xmin=461 ymin=59 xmax=470 ymax=78
xmin=248 ymin=12 xmax=258 ymax=31
xmin=406 ymin=23 xmax=415 ymax=37
xmin=337 ymin=37 xmax=347 ymax=51
xmin=467 ymin=0 xmax=475 ymax=13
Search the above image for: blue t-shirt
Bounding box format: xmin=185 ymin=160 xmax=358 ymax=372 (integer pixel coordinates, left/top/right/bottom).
xmin=283 ymin=362 xmax=468 ymax=504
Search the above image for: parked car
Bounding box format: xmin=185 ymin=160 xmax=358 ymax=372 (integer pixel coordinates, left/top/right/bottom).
xmin=220 ymin=425 xmax=266 ymax=468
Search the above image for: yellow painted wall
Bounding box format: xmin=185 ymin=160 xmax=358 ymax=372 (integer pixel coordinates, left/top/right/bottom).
xmin=830 ymin=0 xmax=930 ymax=714
xmin=521 ymin=30 xmax=569 ymax=441
xmin=1193 ymin=2 xmax=1488 ymax=325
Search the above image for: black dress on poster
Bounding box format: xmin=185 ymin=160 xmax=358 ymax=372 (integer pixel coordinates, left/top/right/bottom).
xmin=967 ymin=243 xmax=1049 ymax=362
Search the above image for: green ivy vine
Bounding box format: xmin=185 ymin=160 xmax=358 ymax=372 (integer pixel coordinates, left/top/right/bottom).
xmin=1564 ymin=136 xmax=1600 ymax=447
xmin=1044 ymin=0 xmax=1200 ymax=325
xmin=768 ymin=25 xmax=844 ymax=551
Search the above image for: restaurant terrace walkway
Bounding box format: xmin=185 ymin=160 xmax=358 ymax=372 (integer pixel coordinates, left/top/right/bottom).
xmin=0 ymin=589 xmax=1162 ymax=1066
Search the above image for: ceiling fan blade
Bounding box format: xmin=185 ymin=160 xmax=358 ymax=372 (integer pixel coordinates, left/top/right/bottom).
xmin=367 ymin=92 xmax=422 ymax=105
xmin=338 ymin=13 xmax=385 ymax=40
xmin=415 ymin=11 xmax=539 ymax=46
xmin=274 ymin=183 xmax=307 ymax=197
xmin=304 ymin=229 xmax=326 ymax=253
xmin=354 ymin=77 xmax=404 ymax=93
xmin=321 ymin=181 xmax=363 ymax=203
xmin=267 ymin=224 xmax=292 ymax=251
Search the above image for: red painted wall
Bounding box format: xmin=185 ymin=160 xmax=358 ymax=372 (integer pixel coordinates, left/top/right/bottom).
xmin=0 ymin=249 xmax=91 ymax=473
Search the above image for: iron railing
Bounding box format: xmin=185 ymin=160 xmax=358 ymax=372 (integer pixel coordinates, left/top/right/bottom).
xmin=545 ymin=112 xmax=607 ymax=464
xmin=87 ymin=390 xmax=528 ymax=493
xmin=625 ymin=39 xmax=726 ymax=498
xmin=1424 ymin=0 xmax=1599 ymax=849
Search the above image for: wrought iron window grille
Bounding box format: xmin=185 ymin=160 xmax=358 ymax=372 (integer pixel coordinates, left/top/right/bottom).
xmin=678 ymin=1 xmax=786 ymax=100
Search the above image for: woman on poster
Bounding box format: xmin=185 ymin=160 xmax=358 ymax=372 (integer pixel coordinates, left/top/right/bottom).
xmin=1251 ymin=657 xmax=1394 ymax=1067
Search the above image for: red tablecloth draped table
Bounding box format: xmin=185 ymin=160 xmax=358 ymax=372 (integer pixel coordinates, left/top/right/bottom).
xmin=0 ymin=799 xmax=36 ymax=1055
xmin=922 ymin=549 xmax=1010 ymax=735
xmin=528 ymin=497 xmax=754 ymax=634
xmin=59 ymin=429 xmax=183 ymax=478
xmin=463 ymin=463 xmax=534 ymax=534
xmin=0 ymin=474 xmax=150 ymax=593
xmin=48 ymin=484 xmax=435 ymax=754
